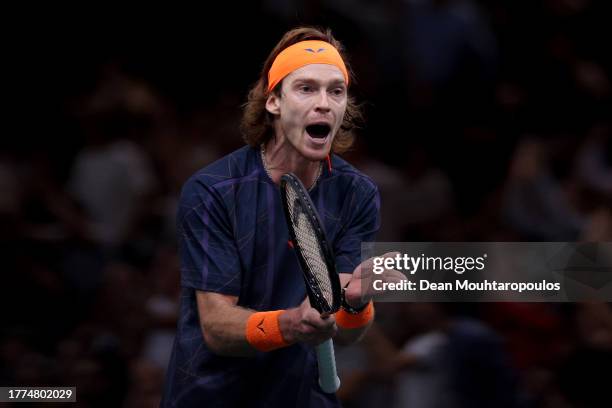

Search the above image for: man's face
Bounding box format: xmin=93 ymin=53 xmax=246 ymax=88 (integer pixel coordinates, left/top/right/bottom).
xmin=265 ymin=64 xmax=348 ymax=161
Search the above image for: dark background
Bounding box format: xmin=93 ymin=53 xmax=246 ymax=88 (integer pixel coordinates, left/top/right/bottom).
xmin=2 ymin=1 xmax=612 ymax=407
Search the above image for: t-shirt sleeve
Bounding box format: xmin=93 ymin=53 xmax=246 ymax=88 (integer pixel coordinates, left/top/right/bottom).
xmin=177 ymin=177 xmax=241 ymax=295
xmin=334 ymin=182 xmax=381 ymax=274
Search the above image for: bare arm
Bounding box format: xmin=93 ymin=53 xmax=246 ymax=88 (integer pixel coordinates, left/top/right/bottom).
xmin=196 ymin=291 xmax=254 ymax=356
xmin=196 ymin=291 xmax=338 ymax=357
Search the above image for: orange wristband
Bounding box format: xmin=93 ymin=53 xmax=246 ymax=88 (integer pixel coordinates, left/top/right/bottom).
xmin=336 ymin=301 xmax=374 ymax=329
xmin=246 ymin=310 xmax=289 ymax=352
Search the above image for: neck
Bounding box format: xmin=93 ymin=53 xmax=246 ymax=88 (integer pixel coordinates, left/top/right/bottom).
xmin=261 ymin=140 xmax=322 ymax=189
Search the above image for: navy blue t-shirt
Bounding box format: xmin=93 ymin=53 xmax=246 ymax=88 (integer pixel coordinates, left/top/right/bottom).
xmin=162 ymin=146 xmax=380 ymax=407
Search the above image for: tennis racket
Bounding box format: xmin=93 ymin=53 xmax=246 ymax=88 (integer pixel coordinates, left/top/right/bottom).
xmin=279 ymin=172 xmax=342 ymax=394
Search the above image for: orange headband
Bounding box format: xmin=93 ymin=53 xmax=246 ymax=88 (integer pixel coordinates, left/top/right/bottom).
xmin=267 ymin=40 xmax=349 ymax=92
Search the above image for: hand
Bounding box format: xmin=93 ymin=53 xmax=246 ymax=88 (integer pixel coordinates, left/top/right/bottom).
xmin=344 ymin=252 xmax=406 ymax=308
xmin=279 ymin=298 xmax=337 ymax=346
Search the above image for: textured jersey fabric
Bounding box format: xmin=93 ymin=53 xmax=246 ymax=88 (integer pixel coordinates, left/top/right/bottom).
xmin=162 ymin=145 xmax=380 ymax=407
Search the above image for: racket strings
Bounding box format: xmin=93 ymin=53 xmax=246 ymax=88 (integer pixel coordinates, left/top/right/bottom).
xmin=285 ymin=187 xmax=334 ymax=308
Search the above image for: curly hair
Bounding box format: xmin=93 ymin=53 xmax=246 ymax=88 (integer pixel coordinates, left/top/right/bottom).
xmin=240 ymin=27 xmax=363 ymax=154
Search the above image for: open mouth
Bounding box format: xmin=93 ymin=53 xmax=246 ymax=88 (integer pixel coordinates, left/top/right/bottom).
xmin=305 ymin=123 xmax=331 ymax=139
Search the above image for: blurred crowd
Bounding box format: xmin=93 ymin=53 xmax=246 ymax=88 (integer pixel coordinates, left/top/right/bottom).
xmin=2 ymin=1 xmax=612 ymax=407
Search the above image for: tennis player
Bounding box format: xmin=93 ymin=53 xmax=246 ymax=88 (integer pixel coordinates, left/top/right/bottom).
xmin=161 ymin=26 xmax=395 ymax=407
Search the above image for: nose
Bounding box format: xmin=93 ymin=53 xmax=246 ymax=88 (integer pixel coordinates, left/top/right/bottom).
xmin=314 ymin=89 xmax=331 ymax=113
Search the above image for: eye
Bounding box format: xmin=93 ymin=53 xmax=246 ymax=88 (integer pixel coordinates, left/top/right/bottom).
xmin=299 ymin=85 xmax=313 ymax=93
xmin=330 ymin=88 xmax=345 ymax=96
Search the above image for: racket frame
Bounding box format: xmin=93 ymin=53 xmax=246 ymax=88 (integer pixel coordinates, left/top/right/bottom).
xmin=279 ymin=173 xmax=342 ymax=315
xmin=279 ymin=173 xmax=342 ymax=393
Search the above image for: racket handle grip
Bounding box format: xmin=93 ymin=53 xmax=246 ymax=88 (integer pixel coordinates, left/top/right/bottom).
xmin=315 ymin=339 xmax=341 ymax=393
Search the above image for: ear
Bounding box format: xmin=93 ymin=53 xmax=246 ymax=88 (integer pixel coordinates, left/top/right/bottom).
xmin=265 ymin=92 xmax=281 ymax=116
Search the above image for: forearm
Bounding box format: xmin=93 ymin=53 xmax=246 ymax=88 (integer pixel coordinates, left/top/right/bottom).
xmin=196 ymin=292 xmax=336 ymax=356
xmin=202 ymin=308 xmax=255 ymax=356
xmin=197 ymin=293 xmax=256 ymax=356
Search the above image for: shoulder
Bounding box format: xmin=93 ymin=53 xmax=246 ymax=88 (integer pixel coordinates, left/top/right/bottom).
xmin=182 ymin=146 xmax=259 ymax=191
xmin=188 ymin=146 xmax=259 ymax=187
xmin=178 ymin=146 xmax=261 ymax=209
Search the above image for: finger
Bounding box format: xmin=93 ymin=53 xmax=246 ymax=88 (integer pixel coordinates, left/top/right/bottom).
xmin=345 ymin=284 xmax=362 ymax=300
xmin=303 ymin=315 xmax=337 ymax=331
xmin=310 ymin=322 xmax=338 ymax=340
xmin=298 ymin=324 xmax=318 ymax=337
xmin=299 ymin=322 xmax=337 ymax=345
xmin=380 ymin=269 xmax=407 ymax=282
xmin=386 ymin=270 xmax=406 ymax=282
xmin=302 ymin=311 xmax=336 ymax=330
